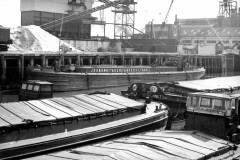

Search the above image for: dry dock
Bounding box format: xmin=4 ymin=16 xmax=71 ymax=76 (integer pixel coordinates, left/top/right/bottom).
xmin=24 ymin=130 xmax=235 ymax=160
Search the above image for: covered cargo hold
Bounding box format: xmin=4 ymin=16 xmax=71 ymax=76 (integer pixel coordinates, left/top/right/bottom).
xmin=0 ymin=92 xmax=168 ymax=159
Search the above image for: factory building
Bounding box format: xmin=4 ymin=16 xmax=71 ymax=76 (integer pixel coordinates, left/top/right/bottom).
xmin=20 ymin=0 xmax=96 ymax=40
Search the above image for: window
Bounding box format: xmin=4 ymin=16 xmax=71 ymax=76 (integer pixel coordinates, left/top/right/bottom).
xmin=200 ymin=97 xmax=212 ymax=108
xmin=225 ymin=100 xmax=231 ymax=110
xmin=21 ymin=84 xmax=27 ymax=89
xmin=192 ymin=96 xmax=197 ymax=106
xmin=231 ymin=99 xmax=235 ymax=109
xmin=186 ymin=96 xmax=197 ymax=109
xmin=27 ymin=84 xmax=33 ymax=90
xmin=213 ymin=99 xmax=224 ymax=110
xmin=186 ymin=97 xmax=192 ymax=108
xmin=33 ymin=85 xmax=40 ymax=92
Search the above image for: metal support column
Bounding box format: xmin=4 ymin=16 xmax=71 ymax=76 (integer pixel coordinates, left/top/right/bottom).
xmin=1 ymin=55 xmax=6 ymax=84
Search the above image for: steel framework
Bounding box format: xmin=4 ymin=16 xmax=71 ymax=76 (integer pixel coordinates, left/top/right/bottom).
xmin=219 ymin=0 xmax=238 ymax=17
xmin=112 ymin=0 xmax=137 ymax=39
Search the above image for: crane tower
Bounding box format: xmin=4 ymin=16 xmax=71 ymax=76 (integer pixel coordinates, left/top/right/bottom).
xmin=112 ymin=0 xmax=137 ymax=39
xmin=219 ymin=0 xmax=238 ymax=17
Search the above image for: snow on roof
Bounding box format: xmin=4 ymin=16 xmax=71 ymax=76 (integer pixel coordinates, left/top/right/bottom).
xmin=9 ymin=25 xmax=82 ymax=53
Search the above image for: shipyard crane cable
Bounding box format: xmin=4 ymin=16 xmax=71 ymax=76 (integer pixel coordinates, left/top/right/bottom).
xmin=40 ymin=0 xmax=123 ymax=30
xmin=163 ymin=0 xmax=174 ymax=24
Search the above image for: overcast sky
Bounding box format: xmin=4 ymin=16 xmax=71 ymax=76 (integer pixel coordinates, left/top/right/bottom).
xmin=0 ymin=0 xmax=221 ymax=36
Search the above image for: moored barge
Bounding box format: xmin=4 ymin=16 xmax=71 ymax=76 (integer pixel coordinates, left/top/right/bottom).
xmin=29 ymin=65 xmax=205 ymax=91
xmin=185 ymin=92 xmax=240 ymax=141
xmin=0 ymin=92 xmax=168 ymax=159
xmin=121 ymin=76 xmax=240 ymax=120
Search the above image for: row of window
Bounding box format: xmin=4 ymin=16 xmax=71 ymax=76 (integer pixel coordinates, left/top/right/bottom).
xmin=187 ymin=96 xmax=232 ymax=111
xmin=181 ymin=40 xmax=240 ymax=44
xmin=21 ymin=84 xmax=52 ymax=92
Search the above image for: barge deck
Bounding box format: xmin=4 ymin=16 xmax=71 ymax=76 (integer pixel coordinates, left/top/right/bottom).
xmin=23 ymin=130 xmax=236 ymax=160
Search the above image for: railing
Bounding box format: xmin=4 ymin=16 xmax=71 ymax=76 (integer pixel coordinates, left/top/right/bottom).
xmin=75 ymin=65 xmax=178 ymax=73
xmin=36 ymin=65 xmax=203 ymax=73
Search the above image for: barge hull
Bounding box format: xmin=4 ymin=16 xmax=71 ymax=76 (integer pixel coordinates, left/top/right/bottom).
xmin=29 ymin=68 xmax=205 ymax=91
xmin=0 ymin=111 xmax=167 ymax=160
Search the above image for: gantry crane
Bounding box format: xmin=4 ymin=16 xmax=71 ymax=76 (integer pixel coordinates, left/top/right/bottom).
xmin=162 ymin=0 xmax=174 ymax=25
xmin=219 ymin=0 xmax=238 ymax=17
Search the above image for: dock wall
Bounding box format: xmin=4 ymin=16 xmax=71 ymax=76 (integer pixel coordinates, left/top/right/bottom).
xmin=0 ymin=52 xmax=239 ymax=89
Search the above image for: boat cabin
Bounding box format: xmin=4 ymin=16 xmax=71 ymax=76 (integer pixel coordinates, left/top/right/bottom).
xmin=18 ymin=80 xmax=53 ymax=101
xmin=186 ymin=92 xmax=236 ymax=116
xmin=185 ymin=92 xmax=240 ymax=141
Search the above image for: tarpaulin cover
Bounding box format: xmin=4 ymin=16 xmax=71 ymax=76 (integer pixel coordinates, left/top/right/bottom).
xmin=26 ymin=130 xmax=233 ymax=160
xmin=0 ymin=93 xmax=144 ymax=128
xmin=177 ymin=76 xmax=240 ymax=91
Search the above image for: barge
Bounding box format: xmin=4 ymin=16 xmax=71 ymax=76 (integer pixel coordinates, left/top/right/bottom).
xmin=28 ymin=65 xmax=205 ymax=92
xmin=121 ymin=76 xmax=240 ymax=120
xmin=185 ymin=92 xmax=240 ymax=141
xmin=0 ymin=92 xmax=168 ymax=159
xmin=24 ymin=130 xmax=236 ymax=160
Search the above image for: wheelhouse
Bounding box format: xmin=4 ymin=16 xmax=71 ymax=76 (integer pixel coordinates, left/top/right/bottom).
xmin=19 ymin=80 xmax=53 ymax=101
xmin=185 ymin=92 xmax=240 ymax=141
xmin=186 ymin=92 xmax=236 ymax=117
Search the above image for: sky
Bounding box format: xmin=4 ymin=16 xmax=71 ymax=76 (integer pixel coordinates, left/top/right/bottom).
xmin=0 ymin=0 xmax=221 ymax=36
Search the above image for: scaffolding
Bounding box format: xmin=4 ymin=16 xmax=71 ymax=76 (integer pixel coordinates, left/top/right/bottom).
xmin=112 ymin=0 xmax=137 ymax=39
xmin=219 ymin=0 xmax=238 ymax=17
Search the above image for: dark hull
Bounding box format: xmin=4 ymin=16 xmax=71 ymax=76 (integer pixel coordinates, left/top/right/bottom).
xmin=185 ymin=112 xmax=232 ymax=139
xmin=29 ymin=68 xmax=205 ymax=91
xmin=0 ymin=111 xmax=168 ymax=160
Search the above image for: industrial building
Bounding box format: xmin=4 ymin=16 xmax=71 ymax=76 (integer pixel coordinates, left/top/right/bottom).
xmin=143 ymin=0 xmax=240 ymax=55
xmin=20 ymin=0 xmax=96 ymax=40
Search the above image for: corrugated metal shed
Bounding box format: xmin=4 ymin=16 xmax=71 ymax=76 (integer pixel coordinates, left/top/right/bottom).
xmin=25 ymin=130 xmax=234 ymax=160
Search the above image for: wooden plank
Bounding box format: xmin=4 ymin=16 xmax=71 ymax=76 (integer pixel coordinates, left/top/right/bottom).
xmin=0 ymin=105 xmax=23 ymax=125
xmin=115 ymin=137 xmax=204 ymax=159
xmin=74 ymin=94 xmax=116 ymax=111
xmin=41 ymin=100 xmax=80 ymax=117
xmin=144 ymin=131 xmax=229 ymax=150
xmin=51 ymin=98 xmax=94 ymax=114
xmin=1 ymin=102 xmax=55 ymax=122
xmin=26 ymin=101 xmax=71 ymax=119
xmin=73 ymin=146 xmax=144 ymax=160
xmin=0 ymin=117 xmax=10 ymax=127
xmin=24 ymin=155 xmax=68 ymax=160
xmin=65 ymin=97 xmax=104 ymax=113
xmin=89 ymin=94 xmax=127 ymax=109
xmin=51 ymin=151 xmax=115 ymax=160
xmin=129 ymin=135 xmax=214 ymax=155
xmin=96 ymin=93 xmax=144 ymax=108
xmin=96 ymin=142 xmax=182 ymax=160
